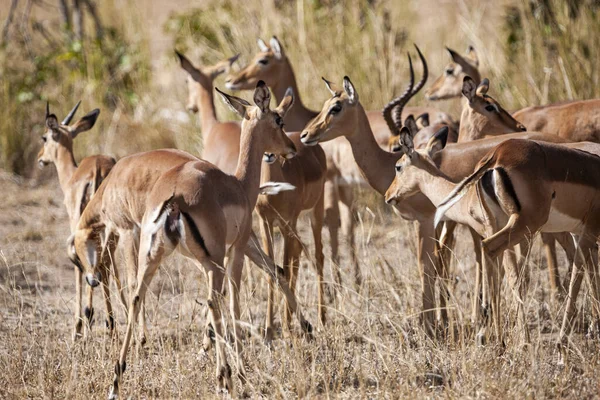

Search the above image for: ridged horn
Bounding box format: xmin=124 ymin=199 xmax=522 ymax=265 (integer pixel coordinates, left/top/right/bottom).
xmin=382 ymin=53 xmax=414 ymax=137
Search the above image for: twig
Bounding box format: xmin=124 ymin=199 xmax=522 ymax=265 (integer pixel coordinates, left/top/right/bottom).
xmin=1 ymin=0 xmax=20 ymax=46
xmin=82 ymin=0 xmax=103 ymax=41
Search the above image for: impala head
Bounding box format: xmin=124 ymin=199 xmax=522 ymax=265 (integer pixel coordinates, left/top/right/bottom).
xmin=461 ymin=76 xmax=526 ymax=136
xmin=37 ymin=101 xmax=100 ymax=168
xmin=72 ymin=221 xmax=106 ymax=288
xmin=176 ymin=50 xmax=240 ymax=113
xmin=301 ymin=76 xmax=361 ymax=146
xmin=225 ymin=36 xmax=287 ymax=91
xmin=216 ymin=81 xmax=296 ymax=159
xmin=425 ymin=46 xmax=480 ymax=100
xmin=385 ymin=126 xmax=449 ymax=205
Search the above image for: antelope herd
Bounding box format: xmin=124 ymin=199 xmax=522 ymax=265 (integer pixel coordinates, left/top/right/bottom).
xmin=36 ymin=38 xmax=600 ymax=397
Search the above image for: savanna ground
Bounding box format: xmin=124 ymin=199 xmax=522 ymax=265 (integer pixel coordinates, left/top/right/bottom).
xmin=2 ymin=0 xmax=600 ymax=398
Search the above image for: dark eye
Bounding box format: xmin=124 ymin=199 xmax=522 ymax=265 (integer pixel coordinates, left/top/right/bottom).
xmin=485 ymin=104 xmax=496 ymax=112
xmin=445 ymin=68 xmax=454 ymax=75
xmin=395 ymin=164 xmax=402 ymax=172
xmin=329 ymin=103 xmax=342 ymax=115
xmin=258 ymin=59 xmax=269 ymax=65
xmin=42 ymin=136 xmax=47 ymax=143
xmin=275 ymin=115 xmax=283 ymax=127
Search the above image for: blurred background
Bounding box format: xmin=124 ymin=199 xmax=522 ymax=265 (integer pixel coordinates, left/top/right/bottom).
xmin=1 ymin=0 xmax=599 ymax=179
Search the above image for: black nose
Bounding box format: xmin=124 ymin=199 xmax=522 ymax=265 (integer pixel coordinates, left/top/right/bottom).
xmin=300 ymin=131 xmax=308 ymax=140
xmin=519 ymin=124 xmax=527 ymax=132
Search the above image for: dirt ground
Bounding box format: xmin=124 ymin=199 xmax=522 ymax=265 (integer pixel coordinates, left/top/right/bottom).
xmin=2 ymin=167 xmax=600 ymax=399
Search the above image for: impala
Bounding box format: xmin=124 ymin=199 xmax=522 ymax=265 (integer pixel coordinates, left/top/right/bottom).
xmin=226 ymin=38 xmax=453 ymax=289
xmin=178 ymin=51 xmax=241 ymax=174
xmin=424 ymin=46 xmax=481 ymax=101
xmin=300 ymin=68 xmax=573 ymax=336
xmin=37 ymin=101 xmax=122 ymax=340
xmin=387 ymin=129 xmax=600 ymax=346
xmin=74 ymin=82 xmax=312 ymax=397
xmin=179 ymin=52 xmax=328 ymax=341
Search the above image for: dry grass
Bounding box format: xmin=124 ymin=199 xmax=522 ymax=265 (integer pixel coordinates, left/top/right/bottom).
xmin=2 ymin=174 xmax=600 ymax=398
xmin=3 ymin=0 xmax=600 ymax=398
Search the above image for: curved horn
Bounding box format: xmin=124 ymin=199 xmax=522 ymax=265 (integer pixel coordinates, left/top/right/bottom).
xmin=382 ymin=53 xmax=414 ymax=137
xmin=62 ymin=100 xmax=81 ymax=125
xmin=46 ymin=101 xmax=50 ymax=119
xmin=410 ymin=44 xmax=428 ymax=96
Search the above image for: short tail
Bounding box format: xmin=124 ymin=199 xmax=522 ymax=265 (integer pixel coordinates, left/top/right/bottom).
xmin=259 ymin=181 xmax=296 ymax=195
xmin=434 ymin=152 xmax=497 ymax=228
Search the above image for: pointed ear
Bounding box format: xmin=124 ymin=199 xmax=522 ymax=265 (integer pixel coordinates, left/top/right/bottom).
xmin=476 ymin=78 xmax=489 ymax=95
xmin=216 ymin=87 xmax=251 ymax=119
xmin=46 ymin=114 xmax=60 ymax=140
xmin=466 ymin=45 xmax=479 ymax=67
xmin=176 ymin=51 xmax=199 ymax=76
xmin=404 ymin=114 xmax=419 ymax=137
xmin=400 ymin=126 xmax=414 ymax=155
xmin=446 ymin=47 xmax=471 ymax=70
xmin=257 ymin=38 xmax=269 ymax=52
xmin=276 ymin=87 xmax=294 ymax=118
xmin=426 ymin=126 xmax=449 ymax=158
xmin=462 ymin=76 xmax=478 ymax=101
xmin=253 ymin=80 xmax=271 ymax=113
xmin=416 ymin=113 xmax=430 ymax=129
xmin=70 ymin=109 xmax=100 ymax=138
xmin=343 ymin=76 xmax=358 ymax=104
xmin=322 ymin=77 xmax=337 ymax=96
xmin=270 ymin=36 xmax=284 ymax=59
xmin=210 ymin=53 xmax=240 ymax=78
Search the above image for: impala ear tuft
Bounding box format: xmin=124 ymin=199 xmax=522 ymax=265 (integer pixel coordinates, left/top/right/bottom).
xmin=343 ymin=76 xmax=358 ymax=104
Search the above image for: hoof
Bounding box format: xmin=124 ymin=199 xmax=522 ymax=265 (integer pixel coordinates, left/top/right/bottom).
xmin=217 ymin=365 xmax=233 ymax=395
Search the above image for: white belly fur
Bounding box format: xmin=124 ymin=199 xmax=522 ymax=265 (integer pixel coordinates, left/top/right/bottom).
xmin=541 ymin=206 xmax=582 ymax=233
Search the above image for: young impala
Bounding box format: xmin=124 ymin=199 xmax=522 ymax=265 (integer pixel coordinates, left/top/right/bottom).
xmin=37 ymin=101 xmax=122 ymax=340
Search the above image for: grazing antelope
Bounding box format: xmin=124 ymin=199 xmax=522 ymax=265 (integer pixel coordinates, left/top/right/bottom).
xmin=178 ymin=51 xmax=327 ymax=341
xmin=37 ymin=101 xmax=122 ymax=340
xmin=387 ymin=131 xmax=600 ymax=345
xmin=177 ymin=51 xmax=241 ymax=174
xmin=87 ymin=82 xmax=305 ymax=398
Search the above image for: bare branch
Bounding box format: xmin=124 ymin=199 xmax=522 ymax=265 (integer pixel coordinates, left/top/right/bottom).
xmin=1 ymin=0 xmax=20 ymax=46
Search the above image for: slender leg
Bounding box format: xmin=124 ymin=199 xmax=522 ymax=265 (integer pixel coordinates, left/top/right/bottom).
xmin=555 ymin=232 xmax=576 ymax=297
xmin=310 ymin=194 xmax=326 ymax=325
xmin=541 ymin=233 xmax=563 ymax=299
xmin=83 ymin=279 xmax=94 ymax=339
xmin=435 ymin=221 xmax=457 ymax=331
xmin=417 ymin=220 xmax=437 ymax=337
xmin=227 ymin=244 xmax=247 ymax=384
xmin=339 ymin=185 xmax=361 ymax=289
xmin=73 ymin=266 xmax=84 ymax=341
xmin=259 ymin=219 xmax=276 ymax=343
xmin=244 ymin=231 xmax=313 ymax=337
xmin=323 ymin=180 xmax=342 ymax=288
xmin=469 ymin=229 xmax=484 ymax=326
xmin=558 ymin=235 xmax=591 ymax=350
xmin=282 ymin=223 xmax=301 ymax=331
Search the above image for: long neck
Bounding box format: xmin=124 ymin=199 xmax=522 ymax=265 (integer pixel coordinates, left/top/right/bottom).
xmin=458 ymin=103 xmax=486 ymax=142
xmin=272 ymin=59 xmax=317 ymax=131
xmin=346 ymin=105 xmax=402 ymax=195
xmin=197 ymin=83 xmax=218 ymax=135
xmin=234 ymin=126 xmax=264 ymax=208
xmin=55 ymin=145 xmax=77 ymax=192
